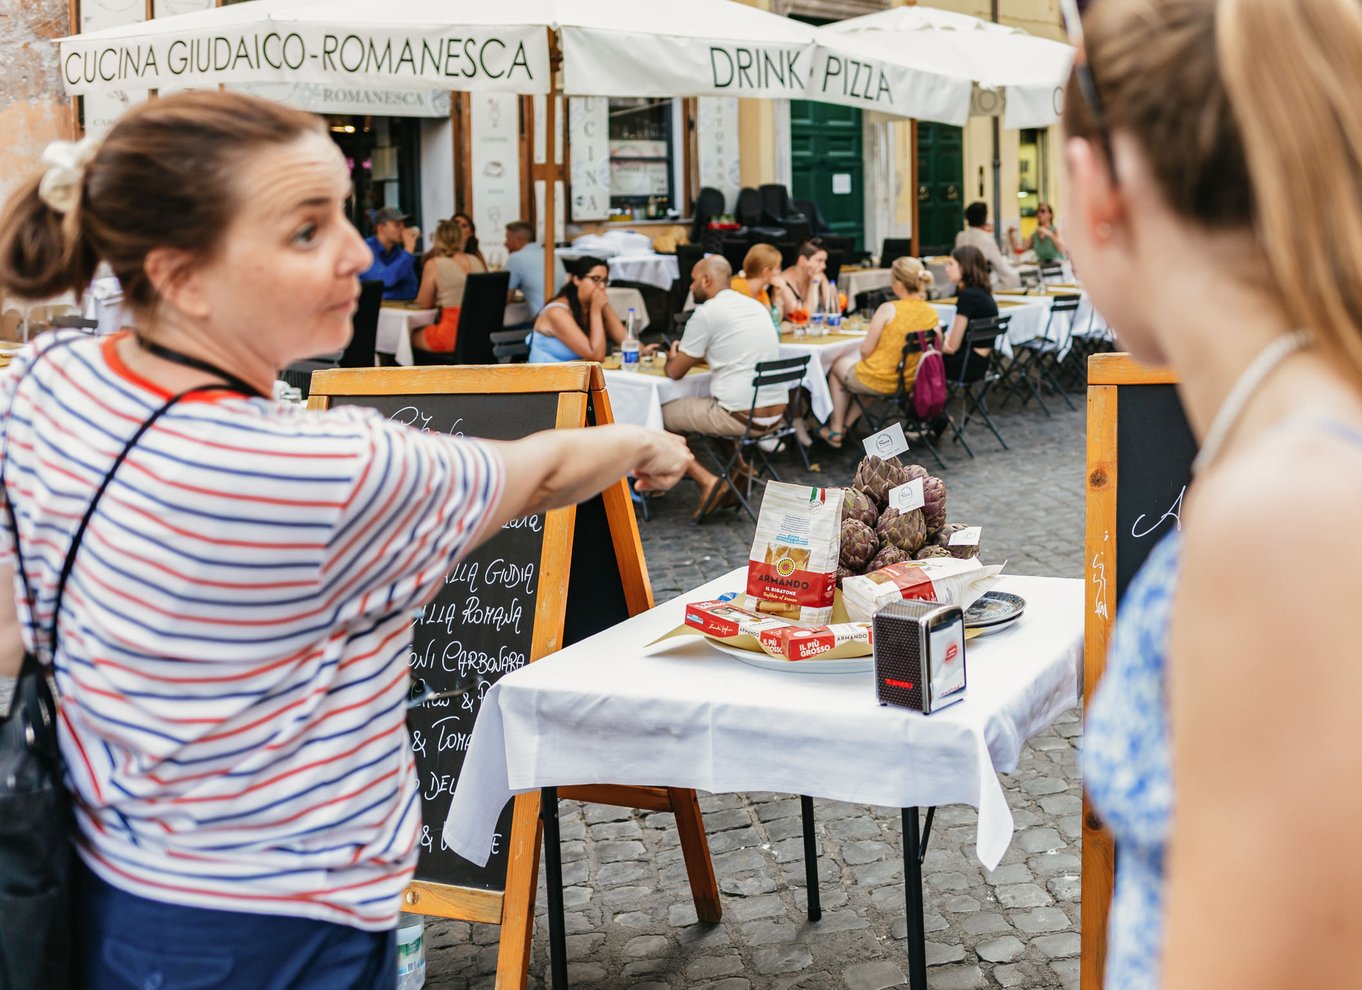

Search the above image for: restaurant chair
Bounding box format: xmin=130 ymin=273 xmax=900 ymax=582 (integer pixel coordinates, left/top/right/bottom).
xmin=1060 ymin=309 xmax=1115 ymax=389
xmin=1000 ymin=294 xmax=1081 ymax=416
xmin=735 ymin=188 xmax=786 ymax=242
xmin=453 ymin=271 xmax=512 ymax=364
xmin=279 ymin=279 xmax=384 ymax=396
xmin=793 ymin=198 xmax=834 ymax=236
xmin=692 ymin=355 xmax=813 ymax=524
xmin=880 ymin=238 xmax=915 ymax=270
xmin=947 ymin=314 xmax=1014 ymax=456
xmin=50 ymin=315 xmax=100 ymax=333
xmin=825 ymin=250 xmax=845 ymax=289
xmin=846 ymin=335 xmax=948 ymax=469
xmin=720 ymin=237 xmax=751 ymax=275
xmin=855 ymin=287 xmax=895 ymax=314
xmin=690 ymin=186 xmax=728 ymax=247
xmin=489 ymin=329 xmax=530 ymax=364
xmin=671 ymin=244 xmax=704 ymax=316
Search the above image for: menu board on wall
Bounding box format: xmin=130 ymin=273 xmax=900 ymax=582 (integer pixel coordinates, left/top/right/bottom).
xmin=569 ymin=97 xmax=610 ymax=221
xmin=697 ymin=97 xmax=741 ymax=213
xmin=470 ymin=93 xmax=522 ymax=270
xmin=80 ymin=0 xmax=149 ymax=135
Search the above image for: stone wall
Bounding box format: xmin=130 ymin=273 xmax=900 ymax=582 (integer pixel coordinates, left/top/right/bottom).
xmin=0 ymin=0 xmax=74 ymax=203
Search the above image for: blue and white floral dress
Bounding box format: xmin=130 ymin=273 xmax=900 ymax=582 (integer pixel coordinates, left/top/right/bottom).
xmin=1085 ymin=529 xmax=1181 ymax=990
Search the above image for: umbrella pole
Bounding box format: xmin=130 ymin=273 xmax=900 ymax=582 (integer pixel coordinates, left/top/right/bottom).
xmin=543 ymin=28 xmax=562 ymax=299
xmin=992 ymin=117 xmax=1003 ymax=254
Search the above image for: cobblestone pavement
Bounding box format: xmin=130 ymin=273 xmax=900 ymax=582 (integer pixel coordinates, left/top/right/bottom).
xmin=425 ymin=396 xmax=1087 ymax=990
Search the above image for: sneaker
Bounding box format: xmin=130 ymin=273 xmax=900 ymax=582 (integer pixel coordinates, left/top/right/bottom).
xmin=791 ymin=417 xmax=814 ymax=448
xmin=757 ymin=436 xmax=786 ymax=454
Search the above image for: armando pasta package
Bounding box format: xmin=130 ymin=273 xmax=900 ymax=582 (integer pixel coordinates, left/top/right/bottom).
xmin=840 ymin=557 xmax=1002 ymax=624
xmin=744 ymin=483 xmax=845 ymax=624
xmin=683 ymin=600 xmax=872 ymax=662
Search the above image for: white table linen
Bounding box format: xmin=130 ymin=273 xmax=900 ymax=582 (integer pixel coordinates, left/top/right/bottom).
xmin=446 ymin=569 xmax=1082 ymax=872
xmin=840 ymin=268 xmax=894 ymax=311
xmin=558 ymin=252 xmax=679 ymax=291
xmin=601 ymin=368 xmax=711 ymax=431
xmin=375 ymin=307 xmax=433 ymax=366
xmin=932 ymin=291 xmax=1104 ymax=359
xmin=779 ymin=336 xmax=864 ymax=421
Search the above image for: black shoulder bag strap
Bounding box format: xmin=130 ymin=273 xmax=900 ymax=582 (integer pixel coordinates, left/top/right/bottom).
xmin=1 ymin=340 xmax=256 ymax=746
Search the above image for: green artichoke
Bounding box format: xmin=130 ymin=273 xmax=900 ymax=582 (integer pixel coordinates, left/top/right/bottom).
xmin=914 ymin=544 xmax=953 ymax=560
xmin=841 ymin=487 xmax=879 ymax=529
xmin=934 ymin=523 xmax=980 ymax=559
xmin=876 ymin=507 xmax=928 ymax=554
xmin=835 ymin=565 xmax=854 ymax=587
xmin=867 ymin=545 xmax=911 ymax=572
xmin=902 ymin=463 xmax=930 ymax=485
xmin=922 ymin=476 xmax=948 ymax=535
xmin=853 ymin=455 xmax=910 ymax=507
xmin=839 ymin=519 xmax=878 ymax=572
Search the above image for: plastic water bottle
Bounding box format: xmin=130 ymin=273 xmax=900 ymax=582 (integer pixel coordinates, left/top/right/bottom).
xmin=826 ymin=280 xmax=842 ymax=332
xmin=809 ymin=285 xmax=826 ymax=335
xmin=769 ymin=302 xmax=783 ymax=336
xmin=622 ymin=308 xmax=641 ymax=372
xmin=397 ymin=916 xmax=426 ymax=990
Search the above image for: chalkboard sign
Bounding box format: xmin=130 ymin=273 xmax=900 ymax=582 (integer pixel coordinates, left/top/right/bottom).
xmin=306 ymin=364 xmax=720 ymax=986
xmin=326 ymin=390 xmax=559 ymax=893
xmin=1082 ymin=354 xmax=1193 ymax=990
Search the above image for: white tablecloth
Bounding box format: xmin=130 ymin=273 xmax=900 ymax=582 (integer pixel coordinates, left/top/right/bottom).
xmin=447 ymin=570 xmax=1082 ymax=871
xmin=932 ymin=291 xmax=1104 ymax=358
xmin=840 ymin=268 xmax=894 ymax=311
xmin=601 ymin=368 xmax=711 ymax=431
xmin=375 ymin=307 xmax=433 ymax=366
xmin=779 ymin=335 xmax=865 ymax=421
xmin=558 ymin=252 xmax=679 ymax=291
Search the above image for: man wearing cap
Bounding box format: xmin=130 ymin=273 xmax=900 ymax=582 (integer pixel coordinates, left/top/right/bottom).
xmin=362 ymin=207 xmax=420 ymax=300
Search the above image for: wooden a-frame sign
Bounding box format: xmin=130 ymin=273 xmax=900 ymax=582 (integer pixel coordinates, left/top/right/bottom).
xmin=1083 ymin=354 xmax=1195 ymax=990
xmin=308 ymin=363 xmax=720 ymax=989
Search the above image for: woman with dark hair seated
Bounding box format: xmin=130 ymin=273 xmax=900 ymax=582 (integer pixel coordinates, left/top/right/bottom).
xmin=528 ymin=256 xmax=626 ymax=363
xmin=941 ymin=245 xmax=1000 ymax=383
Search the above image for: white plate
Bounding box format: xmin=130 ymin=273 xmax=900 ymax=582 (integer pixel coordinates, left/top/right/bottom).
xmin=705 ymin=638 xmax=873 ymax=674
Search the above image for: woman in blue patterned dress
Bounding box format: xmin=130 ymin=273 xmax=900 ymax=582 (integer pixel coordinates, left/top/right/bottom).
xmin=1063 ymin=0 xmax=1362 ymax=987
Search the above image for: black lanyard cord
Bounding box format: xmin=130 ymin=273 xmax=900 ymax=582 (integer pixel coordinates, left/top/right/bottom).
xmin=136 ymin=336 xmax=267 ymax=400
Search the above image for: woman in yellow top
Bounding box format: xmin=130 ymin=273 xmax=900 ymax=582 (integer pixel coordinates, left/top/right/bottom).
xmin=731 ymin=243 xmax=798 ymax=319
xmin=817 ymin=256 xmax=938 ymax=447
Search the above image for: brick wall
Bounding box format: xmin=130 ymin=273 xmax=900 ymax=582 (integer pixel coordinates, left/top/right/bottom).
xmin=0 ymin=0 xmax=74 ymax=203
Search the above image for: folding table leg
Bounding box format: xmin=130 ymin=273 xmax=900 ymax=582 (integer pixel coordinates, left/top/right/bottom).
xmin=800 ymin=795 xmax=821 ymax=922
xmin=541 ymin=787 xmax=569 ymax=990
xmin=902 ymin=806 xmax=928 ymax=990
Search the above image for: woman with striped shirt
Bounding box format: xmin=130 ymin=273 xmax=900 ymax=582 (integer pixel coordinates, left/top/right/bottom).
xmin=0 ymin=91 xmax=690 ymax=989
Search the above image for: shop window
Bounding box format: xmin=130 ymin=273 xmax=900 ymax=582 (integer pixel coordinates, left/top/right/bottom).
xmin=608 ymin=99 xmax=675 ymax=217
xmin=327 ymin=115 xmax=423 ymax=237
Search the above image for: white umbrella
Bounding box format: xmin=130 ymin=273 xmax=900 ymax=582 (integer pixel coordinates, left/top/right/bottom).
xmin=819 ymin=6 xmax=1073 ymax=129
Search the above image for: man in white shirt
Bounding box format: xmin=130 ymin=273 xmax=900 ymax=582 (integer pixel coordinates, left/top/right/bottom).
xmin=955 ymin=201 xmax=1021 ymax=289
xmin=504 ymin=220 xmax=567 ymax=327
xmin=663 ymin=255 xmax=787 ymax=518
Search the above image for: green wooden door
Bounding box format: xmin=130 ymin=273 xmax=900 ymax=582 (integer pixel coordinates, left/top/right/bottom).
xmin=916 ymin=122 xmax=964 ymax=256
xmin=790 ymin=100 xmax=864 ymax=251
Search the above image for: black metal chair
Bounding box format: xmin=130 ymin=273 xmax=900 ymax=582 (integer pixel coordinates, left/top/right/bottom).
xmin=736 ymin=187 xmax=786 ymax=241
xmin=793 ymin=198 xmax=833 ymax=235
xmin=693 ymin=355 xmax=813 ymax=523
xmin=51 ymin=314 xmax=100 ymax=332
xmin=489 ymin=329 xmax=530 ymax=363
xmin=844 ymin=333 xmax=949 ymax=470
xmin=1001 ymin=294 xmax=1081 ymax=415
xmin=946 ymin=315 xmax=1013 ymax=455
xmin=691 ymin=187 xmax=728 ymax=247
xmin=280 ymin=279 xmax=383 ymax=396
xmin=880 ymin=238 xmax=915 ymax=270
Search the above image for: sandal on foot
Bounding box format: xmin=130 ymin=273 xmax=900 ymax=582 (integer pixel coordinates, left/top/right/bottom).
xmin=814 ymin=424 xmax=844 ymax=449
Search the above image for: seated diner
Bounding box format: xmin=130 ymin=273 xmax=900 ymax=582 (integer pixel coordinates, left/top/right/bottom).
xmin=731 ymin=243 xmax=797 ymax=323
xmin=528 ymin=256 xmax=625 ymax=363
xmin=780 ymin=238 xmax=830 ymax=318
xmin=818 ymin=256 xmax=939 ymax=448
xmin=411 ymin=218 xmax=487 ymax=353
xmin=940 ymin=245 xmax=1000 ymax=383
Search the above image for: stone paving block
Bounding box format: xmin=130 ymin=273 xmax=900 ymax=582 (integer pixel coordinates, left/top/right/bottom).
xmin=889 ymin=913 xmax=949 ymax=939
xmin=805 ymin=909 xmax=869 ymax=934
xmin=686 ymin=954 xmax=746 ymax=981
xmin=995 ymin=882 xmax=1053 ymax=909
xmin=959 ymin=911 xmax=1010 ymax=936
xmin=1034 ymin=932 xmax=1081 ymax=958
xmin=1051 ymin=957 xmax=1081 ymax=990
xmin=676 ymin=922 xmax=733 ymax=949
xmin=842 ymin=959 xmax=907 ymax=990
xmin=1011 ymin=906 xmax=1072 ymax=933
xmin=925 ymin=941 xmax=966 ymax=966
xmin=701 ymin=981 xmax=753 ymax=990
xmin=705 ymin=808 xmax=757 ymax=832
xmin=598 ymin=861 xmax=651 ymax=886
xmin=623 ymin=934 xmax=670 ymax=958
xmin=595 ymin=838 xmax=649 ymax=862
xmin=720 ymin=874 xmax=779 ymax=898
xmin=1047 ymin=874 xmax=1080 ymax=901
xmin=1016 ymin=827 xmax=1066 ymax=855
xmin=668 ymin=902 xmax=698 ymax=927
xmin=976 ymin=934 xmax=1025 ymax=963
xmin=728 ymin=893 xmax=790 ymax=922
xmin=941 ymin=894 xmax=981 ymax=913
xmin=841 ymin=840 xmax=894 ymax=866
xmin=926 ymin=964 xmax=988 ymax=989
xmin=590 ymin=819 xmax=645 ymax=841
xmin=713 ymin=847 xmax=772 ymax=874
xmin=740 ymin=919 xmax=799 ymax=946
xmin=752 ymin=943 xmax=815 ymax=975
xmin=622 ymin=959 xmax=672 ymax=978
xmin=983 ymin=863 xmax=1033 ymax=886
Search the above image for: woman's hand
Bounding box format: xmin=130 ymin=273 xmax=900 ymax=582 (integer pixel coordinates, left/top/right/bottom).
xmin=590 ymin=284 xmax=609 ymax=311
xmin=632 ymin=431 xmax=692 ymax=492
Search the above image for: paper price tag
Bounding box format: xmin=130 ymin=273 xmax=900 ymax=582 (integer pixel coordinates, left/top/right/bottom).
xmin=888 ymin=478 xmax=926 ymax=513
xmin=862 ymin=422 xmax=909 ymax=461
xmin=949 ymin=526 xmax=982 ymax=547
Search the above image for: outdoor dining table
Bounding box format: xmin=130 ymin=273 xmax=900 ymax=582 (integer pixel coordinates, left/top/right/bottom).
xmin=446 ymin=568 xmax=1083 ymax=990
xmin=375 ymin=303 xmax=432 ymax=366
xmin=839 ymin=266 xmax=894 ymax=311
xmin=556 ymin=251 xmax=680 ymax=292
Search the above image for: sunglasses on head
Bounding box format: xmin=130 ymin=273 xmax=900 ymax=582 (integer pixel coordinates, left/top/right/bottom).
xmin=1059 ymin=0 xmax=1119 ymax=183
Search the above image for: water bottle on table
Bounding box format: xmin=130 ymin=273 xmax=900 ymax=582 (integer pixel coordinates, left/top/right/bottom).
xmin=623 ymin=308 xmax=641 ymax=372
xmin=827 ymin=280 xmax=842 ymax=332
xmin=809 ymin=283 xmax=826 ymax=335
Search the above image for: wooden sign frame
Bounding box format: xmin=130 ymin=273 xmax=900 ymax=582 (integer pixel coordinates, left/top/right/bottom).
xmin=1083 ymin=353 xmax=1179 ymax=990
xmin=307 ymin=363 xmax=718 ymax=988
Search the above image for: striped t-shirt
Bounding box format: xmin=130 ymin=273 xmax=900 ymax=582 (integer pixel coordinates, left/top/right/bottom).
xmin=0 ymin=333 xmax=504 ymax=931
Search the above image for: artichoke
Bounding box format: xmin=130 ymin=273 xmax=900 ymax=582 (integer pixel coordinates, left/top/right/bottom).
xmin=914 ymin=544 xmax=953 ymax=560
xmin=841 ymin=487 xmax=879 ymax=529
xmin=902 ymin=463 xmax=930 ymax=485
xmin=876 ymin=507 xmax=928 ymax=554
xmin=853 ymin=455 xmax=910 ymax=507
xmin=839 ymin=519 xmax=878 ymax=572
xmin=934 ymin=522 xmax=980 ymax=559
xmin=867 ymin=545 xmax=911 ymax=572
xmin=835 ymin=565 xmax=854 ymax=587
xmin=922 ymin=475 xmax=948 ymax=535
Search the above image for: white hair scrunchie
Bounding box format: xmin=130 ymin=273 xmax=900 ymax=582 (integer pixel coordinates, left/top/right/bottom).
xmin=37 ymin=136 xmax=100 ymax=216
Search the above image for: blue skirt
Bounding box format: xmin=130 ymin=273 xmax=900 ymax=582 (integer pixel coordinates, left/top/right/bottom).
xmin=75 ymin=861 xmax=396 ymax=990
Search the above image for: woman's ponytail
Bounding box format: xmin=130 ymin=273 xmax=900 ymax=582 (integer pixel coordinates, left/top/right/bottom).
xmin=0 ymin=173 xmax=97 ymax=302
xmin=1218 ymin=0 xmax=1362 ymax=380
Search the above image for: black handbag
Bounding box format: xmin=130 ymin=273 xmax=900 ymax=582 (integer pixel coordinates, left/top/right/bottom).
xmin=0 ymin=339 xmax=229 ymax=990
